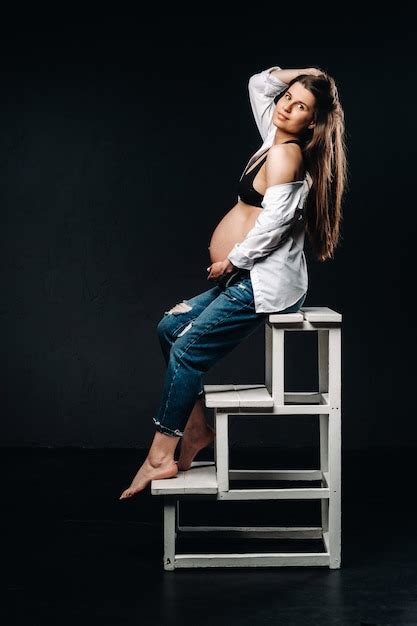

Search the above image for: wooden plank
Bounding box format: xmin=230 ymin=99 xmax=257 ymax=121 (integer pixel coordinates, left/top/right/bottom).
xmin=207 ymin=401 xmax=332 ymax=415
xmin=236 ymin=386 xmax=274 ymax=408
xmin=265 ymin=323 xmax=272 ymax=396
xmin=302 ymin=307 xmax=342 ymax=323
xmin=216 ymin=411 xmax=229 ymax=492
xmin=204 ymin=388 xmax=240 ymax=408
xmin=328 ymin=324 xmax=341 ymax=569
xmin=318 ymin=326 xmax=330 ymax=547
xmin=328 ymin=407 xmax=342 ymax=569
xmin=203 ymin=384 xmax=236 ymax=393
xmin=174 ymin=553 xmax=330 ymax=568
xmin=229 ymin=469 xmax=323 ymax=481
xmin=286 ymin=392 xmax=323 ymax=403
xmin=269 ymin=404 xmax=332 ymax=415
xmin=318 ymin=329 xmax=329 ymax=393
xmin=151 ymin=463 xmax=217 ymax=495
xmin=320 ymin=414 xmax=329 ymax=475
xmin=204 ymin=386 xmax=328 ymax=410
xmin=272 ymin=327 xmax=285 ymax=404
xmin=204 ymin=384 xmax=273 ymax=408
xmin=152 ymin=471 xmax=185 ymax=495
xmin=267 ymin=311 xmax=305 ymax=324
xmin=184 ymin=464 xmax=218 ymax=494
xmin=218 ymin=487 xmax=329 ymax=500
xmin=163 ymin=498 xmax=176 ymax=571
xmin=329 ymin=328 xmax=341 ymax=411
xmin=153 ymin=468 xmax=324 ymax=495
xmin=177 ymin=526 xmax=323 ymax=539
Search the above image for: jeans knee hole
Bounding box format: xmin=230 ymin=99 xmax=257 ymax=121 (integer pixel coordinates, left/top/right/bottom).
xmin=165 ymin=300 xmax=193 ymax=315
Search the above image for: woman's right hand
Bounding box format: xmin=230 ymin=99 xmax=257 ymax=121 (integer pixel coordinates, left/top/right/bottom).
xmin=306 ymin=67 xmax=325 ymax=78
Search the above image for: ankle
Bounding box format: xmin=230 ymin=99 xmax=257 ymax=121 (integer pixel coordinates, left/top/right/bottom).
xmin=147 ymin=454 xmax=174 ymax=469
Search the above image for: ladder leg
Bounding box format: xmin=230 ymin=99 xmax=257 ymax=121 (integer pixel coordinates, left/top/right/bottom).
xmin=163 ymin=496 xmax=177 ymax=571
xmin=318 ymin=329 xmax=329 ymax=394
xmin=215 ymin=410 xmax=229 ymax=492
xmin=271 ymin=327 xmax=285 ymax=405
xmin=318 ymin=329 xmax=330 ymax=539
xmin=213 ymin=418 xmax=217 ymax=462
xmin=328 ymin=408 xmax=341 ymax=568
xmin=265 ymin=323 xmax=272 ymax=396
xmin=328 ymin=327 xmax=342 ymax=568
xmin=320 ymin=413 xmax=329 ymax=536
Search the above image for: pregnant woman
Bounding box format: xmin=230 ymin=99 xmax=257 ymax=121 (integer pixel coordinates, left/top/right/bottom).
xmin=119 ymin=64 xmax=347 ymax=500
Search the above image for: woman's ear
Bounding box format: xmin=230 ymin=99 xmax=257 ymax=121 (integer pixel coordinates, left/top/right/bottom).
xmin=307 ymin=113 xmax=316 ymax=130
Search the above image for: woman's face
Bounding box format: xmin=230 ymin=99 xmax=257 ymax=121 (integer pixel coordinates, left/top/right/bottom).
xmin=273 ymin=81 xmax=316 ymax=134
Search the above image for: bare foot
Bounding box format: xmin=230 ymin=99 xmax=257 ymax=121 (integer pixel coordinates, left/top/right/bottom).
xmin=177 ymin=424 xmax=215 ymax=471
xmin=119 ymin=457 xmax=179 ymax=500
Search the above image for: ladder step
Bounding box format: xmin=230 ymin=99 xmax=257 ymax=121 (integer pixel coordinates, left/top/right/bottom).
xmin=151 ymin=462 xmax=217 ymax=495
xmin=152 ymin=463 xmax=328 ymax=497
xmin=204 ymin=384 xmax=273 ymax=408
xmin=203 ymin=386 xmax=331 ymax=412
xmin=174 ymin=553 xmax=330 ymax=568
xmin=266 ymin=306 xmax=342 ymax=324
xmin=301 ymin=306 xmax=342 ymax=322
xmin=267 ymin=311 xmax=304 ymax=324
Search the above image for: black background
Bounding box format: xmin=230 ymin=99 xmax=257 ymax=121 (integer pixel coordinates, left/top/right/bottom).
xmin=2 ymin=15 xmax=416 ymax=450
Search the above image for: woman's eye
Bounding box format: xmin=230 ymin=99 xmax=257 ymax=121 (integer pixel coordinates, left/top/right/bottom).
xmin=284 ymin=94 xmax=304 ymax=110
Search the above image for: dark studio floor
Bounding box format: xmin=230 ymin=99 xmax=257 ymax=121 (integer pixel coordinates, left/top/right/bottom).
xmin=2 ymin=445 xmax=417 ymax=626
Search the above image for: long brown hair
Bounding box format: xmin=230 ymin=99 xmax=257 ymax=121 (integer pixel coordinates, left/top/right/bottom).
xmin=281 ymin=71 xmax=348 ymax=262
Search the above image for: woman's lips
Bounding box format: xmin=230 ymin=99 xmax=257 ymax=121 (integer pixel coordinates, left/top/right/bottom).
xmin=277 ymin=112 xmax=289 ymax=120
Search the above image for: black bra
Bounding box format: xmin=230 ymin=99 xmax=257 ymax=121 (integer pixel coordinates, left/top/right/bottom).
xmin=237 ymin=139 xmax=305 ymax=207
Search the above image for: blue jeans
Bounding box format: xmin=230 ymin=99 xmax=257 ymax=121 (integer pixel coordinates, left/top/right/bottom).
xmin=154 ymin=269 xmax=306 ymax=437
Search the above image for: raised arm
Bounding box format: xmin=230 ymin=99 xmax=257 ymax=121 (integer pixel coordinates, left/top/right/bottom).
xmin=248 ymin=65 xmax=321 ymax=141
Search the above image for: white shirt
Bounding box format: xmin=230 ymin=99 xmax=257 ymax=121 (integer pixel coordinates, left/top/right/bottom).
xmin=227 ymin=65 xmax=313 ymax=314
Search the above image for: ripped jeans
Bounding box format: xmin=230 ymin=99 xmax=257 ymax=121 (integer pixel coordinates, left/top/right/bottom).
xmin=154 ymin=269 xmax=306 ymax=437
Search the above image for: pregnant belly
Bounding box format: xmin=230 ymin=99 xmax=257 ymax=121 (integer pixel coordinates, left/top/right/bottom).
xmin=208 ymin=201 xmax=262 ymax=264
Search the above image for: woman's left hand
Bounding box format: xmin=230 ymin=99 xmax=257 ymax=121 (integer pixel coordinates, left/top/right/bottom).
xmin=206 ymin=259 xmax=235 ymax=280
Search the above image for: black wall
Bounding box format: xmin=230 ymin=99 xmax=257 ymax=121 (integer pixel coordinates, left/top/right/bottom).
xmin=2 ymin=17 xmax=416 ymax=449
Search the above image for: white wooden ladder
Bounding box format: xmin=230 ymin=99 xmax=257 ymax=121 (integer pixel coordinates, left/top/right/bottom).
xmin=152 ymin=306 xmax=342 ymax=570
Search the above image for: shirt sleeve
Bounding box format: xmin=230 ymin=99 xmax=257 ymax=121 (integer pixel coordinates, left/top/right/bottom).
xmin=227 ymin=183 xmax=306 ymax=270
xmin=248 ymin=66 xmax=289 ymax=141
